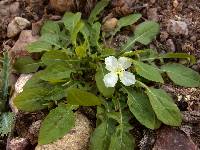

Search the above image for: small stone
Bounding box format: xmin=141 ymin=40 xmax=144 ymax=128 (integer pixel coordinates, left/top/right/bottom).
xmin=173 ymin=0 xmax=179 ymax=8
xmin=7 ymin=137 xmax=30 ymax=150
xmin=7 ymin=17 xmax=31 ymax=37
xmin=153 ymin=126 xmax=198 ymax=150
xmin=150 ymin=0 xmax=156 ymax=4
xmin=197 ymin=40 xmax=200 ymax=47
xmin=167 ymin=20 xmax=189 ymax=36
xmin=166 ymin=39 xmax=176 ymax=52
xmin=160 ymin=31 xmax=169 ymax=42
xmin=50 ymin=0 xmax=75 ymax=12
xmin=102 ymin=18 xmax=118 ymax=32
xmin=190 ymin=36 xmax=197 ymax=42
xmin=9 ymin=74 xmax=33 ymax=114
xmin=147 ymin=8 xmax=158 ymax=21
xmin=11 ymin=30 xmax=39 ymax=57
xmin=35 ymin=112 xmax=93 ymax=150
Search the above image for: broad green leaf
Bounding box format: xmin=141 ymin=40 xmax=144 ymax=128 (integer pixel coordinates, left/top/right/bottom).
xmin=109 ymin=125 xmax=135 ymax=150
xmin=161 ymin=63 xmax=200 ymax=87
xmin=133 ymin=60 xmax=164 ymax=83
xmin=75 ymin=43 xmax=87 ymax=58
xmin=41 ymin=50 xmax=69 ymax=65
xmin=63 ymin=12 xmax=81 ymax=31
xmin=40 ymin=33 xmax=60 ymax=46
xmin=71 ymin=20 xmax=84 ymax=46
xmin=38 ymin=105 xmax=75 ymax=144
xmin=14 ymin=87 xmax=49 ymax=112
xmin=146 ymin=88 xmax=182 ymax=126
xmin=124 ymin=88 xmax=161 ymax=129
xmin=122 ymin=21 xmax=159 ymax=51
xmin=95 ymin=66 xmax=114 ymax=97
xmin=26 ymin=41 xmax=51 ymax=52
xmin=113 ymin=14 xmax=142 ymax=35
xmin=39 ymin=62 xmax=73 ymax=82
xmin=0 ymin=112 xmax=14 ymax=136
xmin=90 ymin=120 xmax=115 ymax=150
xmin=14 ymin=56 xmax=41 ymax=73
xmin=88 ymin=0 xmax=110 ymax=24
xmin=90 ymin=22 xmax=101 ymax=48
xmin=41 ymin=21 xmax=60 ymax=35
xmin=67 ymin=88 xmax=102 ymax=106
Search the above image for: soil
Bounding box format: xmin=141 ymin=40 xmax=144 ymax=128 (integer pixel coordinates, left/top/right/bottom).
xmin=0 ymin=0 xmax=200 ymax=149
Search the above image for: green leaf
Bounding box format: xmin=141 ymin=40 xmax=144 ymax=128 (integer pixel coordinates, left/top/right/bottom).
xmin=14 ymin=87 xmax=49 ymax=112
xmin=133 ymin=60 xmax=164 ymax=83
xmin=109 ymin=125 xmax=135 ymax=150
xmin=124 ymin=88 xmax=161 ymax=129
xmin=41 ymin=50 xmax=69 ymax=65
xmin=113 ymin=13 xmax=142 ymax=35
xmin=40 ymin=33 xmax=60 ymax=46
xmin=146 ymin=88 xmax=182 ymax=126
xmin=67 ymin=88 xmax=102 ymax=106
xmin=90 ymin=22 xmax=101 ymax=48
xmin=63 ymin=12 xmax=81 ymax=31
xmin=90 ymin=120 xmax=115 ymax=150
xmin=14 ymin=56 xmax=41 ymax=73
xmin=122 ymin=21 xmax=159 ymax=51
xmin=38 ymin=104 xmax=75 ymax=144
xmin=95 ymin=65 xmax=114 ymax=97
xmin=161 ymin=63 xmax=200 ymax=87
xmin=71 ymin=20 xmax=84 ymax=46
xmin=75 ymin=43 xmax=87 ymax=58
xmin=41 ymin=21 xmax=60 ymax=35
xmin=0 ymin=112 xmax=14 ymax=136
xmin=39 ymin=62 xmax=73 ymax=82
xmin=26 ymin=41 xmax=51 ymax=52
xmin=88 ymin=0 xmax=110 ymax=24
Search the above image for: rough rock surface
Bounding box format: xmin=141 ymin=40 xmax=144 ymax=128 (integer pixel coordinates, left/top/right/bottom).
xmin=11 ymin=30 xmax=39 ymax=57
xmin=35 ymin=112 xmax=93 ymax=150
xmin=153 ymin=126 xmax=198 ymax=150
xmin=167 ymin=20 xmax=189 ymax=36
xmin=9 ymin=74 xmax=33 ymax=114
xmin=7 ymin=17 xmax=31 ymax=38
xmin=7 ymin=137 xmax=30 ymax=150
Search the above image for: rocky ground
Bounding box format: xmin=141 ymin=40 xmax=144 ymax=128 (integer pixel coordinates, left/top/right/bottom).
xmin=0 ymin=0 xmax=200 ymax=149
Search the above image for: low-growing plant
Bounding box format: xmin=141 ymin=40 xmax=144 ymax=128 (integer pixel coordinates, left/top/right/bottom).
xmin=13 ymin=0 xmax=200 ymax=149
xmin=0 ymin=51 xmax=14 ymax=136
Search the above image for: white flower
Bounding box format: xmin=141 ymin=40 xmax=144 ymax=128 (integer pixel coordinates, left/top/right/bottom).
xmin=103 ymin=56 xmax=136 ymax=87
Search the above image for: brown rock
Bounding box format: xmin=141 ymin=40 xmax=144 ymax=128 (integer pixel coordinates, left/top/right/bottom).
xmin=166 ymin=39 xmax=176 ymax=52
xmin=153 ymin=126 xmax=198 ymax=150
xmin=7 ymin=137 xmax=30 ymax=150
xmin=160 ymin=31 xmax=169 ymax=42
xmin=7 ymin=17 xmax=31 ymax=38
xmin=11 ymin=30 xmax=39 ymax=57
xmin=102 ymin=18 xmax=118 ymax=32
xmin=35 ymin=112 xmax=93 ymax=150
xmin=50 ymin=0 xmax=75 ymax=12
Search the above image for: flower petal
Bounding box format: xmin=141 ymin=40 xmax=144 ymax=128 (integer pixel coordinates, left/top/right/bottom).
xmin=119 ymin=71 xmax=136 ymax=86
xmin=103 ymin=72 xmax=118 ymax=87
xmin=118 ymin=57 xmax=132 ymax=69
xmin=105 ymin=56 xmax=118 ymax=71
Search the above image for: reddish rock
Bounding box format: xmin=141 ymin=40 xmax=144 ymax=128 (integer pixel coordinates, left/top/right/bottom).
xmin=7 ymin=138 xmax=30 ymax=150
xmin=11 ymin=30 xmax=39 ymax=57
xmin=153 ymin=126 xmax=198 ymax=150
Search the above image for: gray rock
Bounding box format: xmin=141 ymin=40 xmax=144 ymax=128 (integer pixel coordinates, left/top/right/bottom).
xmin=166 ymin=39 xmax=176 ymax=52
xmin=35 ymin=112 xmax=93 ymax=150
xmin=167 ymin=20 xmax=189 ymax=36
xmin=147 ymin=8 xmax=158 ymax=21
xmin=7 ymin=17 xmax=31 ymax=37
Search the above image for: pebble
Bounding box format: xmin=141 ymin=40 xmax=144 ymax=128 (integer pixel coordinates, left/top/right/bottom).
xmin=50 ymin=0 xmax=75 ymax=12
xmin=166 ymin=39 xmax=176 ymax=52
xmin=167 ymin=20 xmax=189 ymax=36
xmin=7 ymin=17 xmax=31 ymax=38
xmin=147 ymin=8 xmax=158 ymax=21
xmin=7 ymin=137 xmax=30 ymax=150
xmin=160 ymin=31 xmax=169 ymax=42
xmin=102 ymin=18 xmax=118 ymax=32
